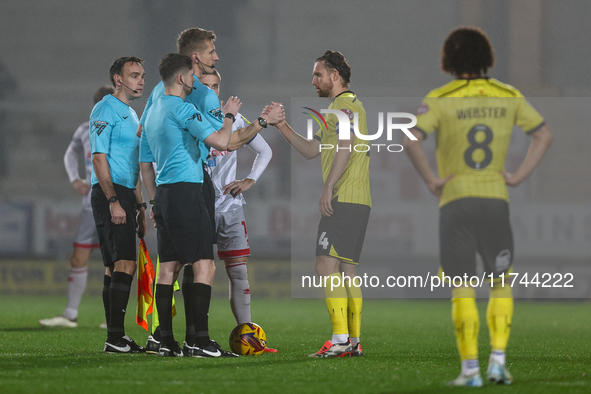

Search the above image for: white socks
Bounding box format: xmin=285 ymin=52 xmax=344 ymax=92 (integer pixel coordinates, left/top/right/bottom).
xmin=490 ymin=350 xmax=506 ymax=366
xmin=226 ymin=263 xmax=251 ymax=324
xmin=461 ymin=359 xmax=480 ymax=376
xmin=63 ymin=267 xmax=88 ymax=320
xmin=331 ymin=334 xmax=349 ymax=344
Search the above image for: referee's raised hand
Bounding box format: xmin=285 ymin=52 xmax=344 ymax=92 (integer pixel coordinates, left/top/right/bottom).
xmin=221 ymin=96 xmax=242 ymax=117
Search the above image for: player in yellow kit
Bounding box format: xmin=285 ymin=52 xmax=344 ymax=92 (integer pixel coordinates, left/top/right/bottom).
xmin=275 ymin=50 xmax=370 ymax=357
xmin=404 ymin=27 xmax=553 ymax=386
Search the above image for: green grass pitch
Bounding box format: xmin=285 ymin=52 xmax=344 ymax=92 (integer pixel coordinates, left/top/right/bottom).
xmin=0 ymin=296 xmax=589 ymax=393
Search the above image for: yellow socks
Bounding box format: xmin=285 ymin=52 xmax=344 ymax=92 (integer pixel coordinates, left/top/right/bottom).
xmin=451 ymin=287 xmax=479 ymax=361
xmin=346 ymin=283 xmax=362 ymax=341
xmin=487 ymin=284 xmax=513 ymax=353
xmin=450 ymin=284 xmax=513 ymax=372
xmin=323 ymin=273 xmax=364 ymax=344
xmin=324 ymin=273 xmax=349 ymax=340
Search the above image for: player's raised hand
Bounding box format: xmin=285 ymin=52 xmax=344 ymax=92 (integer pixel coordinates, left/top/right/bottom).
xmin=109 ymin=201 xmax=127 ymax=225
xmin=427 ymin=175 xmax=454 ymax=201
xmin=223 ymin=178 xmax=255 ymax=197
xmin=222 ymin=96 xmax=242 ymax=116
xmin=72 ymin=178 xmax=90 ymax=196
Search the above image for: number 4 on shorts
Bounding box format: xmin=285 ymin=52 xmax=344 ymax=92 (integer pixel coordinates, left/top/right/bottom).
xmin=318 ymin=232 xmax=329 ymax=250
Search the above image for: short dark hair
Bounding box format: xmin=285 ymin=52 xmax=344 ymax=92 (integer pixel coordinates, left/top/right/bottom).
xmin=177 ymin=27 xmax=216 ymax=56
xmin=109 ymin=56 xmax=144 ymax=87
xmin=159 ymin=53 xmax=193 ymax=84
xmin=93 ymin=85 xmax=114 ymax=104
xmin=316 ymin=50 xmax=351 ymax=86
xmin=441 ymin=27 xmax=494 ymax=76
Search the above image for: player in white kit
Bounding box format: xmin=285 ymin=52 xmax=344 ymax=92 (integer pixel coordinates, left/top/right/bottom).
xmin=201 ymin=71 xmax=277 ymax=352
xmin=39 ymin=86 xmax=114 ymax=328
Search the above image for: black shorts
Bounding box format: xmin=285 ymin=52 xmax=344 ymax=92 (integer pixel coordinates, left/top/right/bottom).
xmin=439 ymin=198 xmax=513 ymax=278
xmin=154 ymin=182 xmax=214 ymax=265
xmin=91 ymin=183 xmax=137 ymax=267
xmin=316 ymin=200 xmax=371 ymax=265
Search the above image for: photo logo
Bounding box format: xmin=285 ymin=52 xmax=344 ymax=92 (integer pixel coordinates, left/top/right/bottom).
xmin=302 ymin=107 xmax=328 ymax=136
xmin=303 ymin=107 xmax=418 ymax=152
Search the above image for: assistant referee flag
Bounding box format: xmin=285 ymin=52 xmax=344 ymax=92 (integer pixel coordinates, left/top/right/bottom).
xmin=136 ymin=239 xmax=155 ymax=331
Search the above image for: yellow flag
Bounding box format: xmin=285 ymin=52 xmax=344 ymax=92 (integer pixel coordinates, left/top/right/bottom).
xmin=136 ymin=239 xmax=155 ymax=331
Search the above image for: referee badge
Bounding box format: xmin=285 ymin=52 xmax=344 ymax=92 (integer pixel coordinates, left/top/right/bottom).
xmin=92 ymin=121 xmax=109 ymax=136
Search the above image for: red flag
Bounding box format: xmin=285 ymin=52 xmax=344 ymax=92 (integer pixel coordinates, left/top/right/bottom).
xmin=136 ymin=239 xmax=155 ymax=331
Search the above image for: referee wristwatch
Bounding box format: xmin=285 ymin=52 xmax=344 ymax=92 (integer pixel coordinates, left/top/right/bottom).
xmin=108 ymin=196 xmax=118 ymax=203
xmin=224 ymin=113 xmax=235 ymax=121
xmin=257 ymin=117 xmax=268 ymax=128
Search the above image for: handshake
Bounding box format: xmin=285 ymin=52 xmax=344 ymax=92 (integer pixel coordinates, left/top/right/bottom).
xmin=222 ymin=98 xmax=284 ymax=127
xmin=260 ymin=102 xmax=285 ymax=126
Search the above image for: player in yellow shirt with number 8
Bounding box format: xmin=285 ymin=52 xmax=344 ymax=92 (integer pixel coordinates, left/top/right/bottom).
xmin=404 ymin=27 xmax=553 ymax=387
